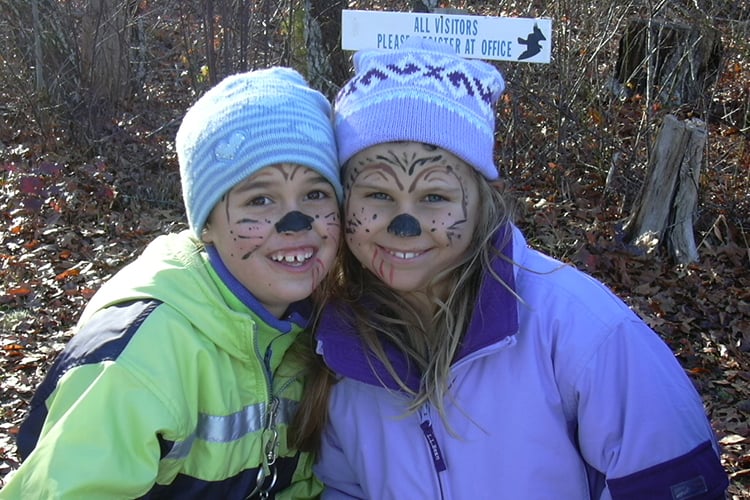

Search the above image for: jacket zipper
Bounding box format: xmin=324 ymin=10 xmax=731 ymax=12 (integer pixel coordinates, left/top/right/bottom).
xmin=247 ymin=326 xmax=281 ymax=499
xmin=419 ymin=405 xmax=447 ymax=499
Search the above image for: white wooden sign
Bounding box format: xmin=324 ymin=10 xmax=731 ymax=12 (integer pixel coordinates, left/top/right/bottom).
xmin=341 ymin=9 xmax=552 ymax=64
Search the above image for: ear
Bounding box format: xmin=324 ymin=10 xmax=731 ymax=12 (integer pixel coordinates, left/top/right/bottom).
xmin=200 ymin=224 xmax=214 ymax=244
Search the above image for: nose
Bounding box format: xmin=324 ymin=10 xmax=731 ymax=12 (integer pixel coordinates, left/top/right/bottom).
xmin=275 ymin=210 xmax=314 ymax=233
xmin=387 ymin=213 xmax=421 ymax=237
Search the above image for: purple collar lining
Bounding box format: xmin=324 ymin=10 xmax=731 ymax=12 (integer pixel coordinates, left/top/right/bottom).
xmin=317 ymin=227 xmax=519 ymax=391
xmin=205 ymin=244 xmax=311 ymax=332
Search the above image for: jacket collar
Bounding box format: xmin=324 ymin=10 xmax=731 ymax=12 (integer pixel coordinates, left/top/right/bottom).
xmin=206 ymin=244 xmax=312 ymax=332
xmin=317 ymin=225 xmax=519 ymax=391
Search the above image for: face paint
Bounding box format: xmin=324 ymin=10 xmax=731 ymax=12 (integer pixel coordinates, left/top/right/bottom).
xmin=387 ymin=213 xmax=422 ymax=237
xmin=275 ymin=210 xmax=315 ymax=233
xmin=344 ymin=142 xmax=480 ymax=297
xmin=202 ymin=164 xmax=340 ymax=318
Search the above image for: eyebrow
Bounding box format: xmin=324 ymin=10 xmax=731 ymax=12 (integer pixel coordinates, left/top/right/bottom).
xmin=232 ymin=171 xmax=331 ymax=193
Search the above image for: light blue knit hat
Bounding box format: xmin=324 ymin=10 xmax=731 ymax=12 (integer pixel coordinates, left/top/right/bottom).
xmin=176 ymin=67 xmax=342 ymax=237
xmin=334 ymin=38 xmax=505 ymax=179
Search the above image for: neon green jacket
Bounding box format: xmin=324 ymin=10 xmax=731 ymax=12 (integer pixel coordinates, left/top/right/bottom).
xmin=1 ymin=231 xmax=321 ymax=499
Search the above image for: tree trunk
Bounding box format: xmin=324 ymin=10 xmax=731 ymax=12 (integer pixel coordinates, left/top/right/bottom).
xmin=31 ymin=0 xmax=44 ymax=92
xmin=624 ymin=114 xmax=706 ymax=263
xmin=304 ymin=0 xmax=349 ymax=100
xmin=80 ymin=0 xmax=136 ymax=130
xmin=613 ymin=19 xmax=722 ymax=106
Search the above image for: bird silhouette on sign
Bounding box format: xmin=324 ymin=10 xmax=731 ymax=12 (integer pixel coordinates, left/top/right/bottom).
xmin=517 ymin=24 xmax=546 ymax=60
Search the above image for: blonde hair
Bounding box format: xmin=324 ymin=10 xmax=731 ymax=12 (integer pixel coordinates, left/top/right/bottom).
xmin=290 ymin=164 xmax=517 ymax=451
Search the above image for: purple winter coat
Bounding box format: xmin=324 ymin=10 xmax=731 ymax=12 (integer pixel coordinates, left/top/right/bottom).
xmin=314 ymin=225 xmax=728 ymax=499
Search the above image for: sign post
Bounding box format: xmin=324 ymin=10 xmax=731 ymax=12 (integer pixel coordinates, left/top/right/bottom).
xmin=341 ymin=9 xmax=552 ymax=64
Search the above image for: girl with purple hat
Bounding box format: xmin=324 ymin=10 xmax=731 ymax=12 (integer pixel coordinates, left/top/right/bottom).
xmin=294 ymin=38 xmax=728 ymax=499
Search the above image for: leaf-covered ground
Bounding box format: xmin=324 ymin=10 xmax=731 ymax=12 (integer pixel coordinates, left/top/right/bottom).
xmin=1 ymin=13 xmax=749 ymax=499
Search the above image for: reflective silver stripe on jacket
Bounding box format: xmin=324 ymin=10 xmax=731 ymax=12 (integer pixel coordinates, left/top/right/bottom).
xmin=165 ymin=398 xmax=298 ymax=460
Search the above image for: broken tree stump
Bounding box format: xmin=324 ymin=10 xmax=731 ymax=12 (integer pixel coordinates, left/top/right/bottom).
xmin=623 ymin=114 xmax=706 ymax=263
xmin=613 ymin=19 xmax=722 ymax=106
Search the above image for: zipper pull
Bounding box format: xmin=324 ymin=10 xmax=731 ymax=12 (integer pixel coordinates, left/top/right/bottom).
xmin=264 ymin=397 xmax=280 ymax=464
xmin=266 ymin=396 xmax=279 ymax=429
xmin=419 ymin=407 xmax=447 ymax=473
xmin=247 ymin=397 xmax=281 ymax=499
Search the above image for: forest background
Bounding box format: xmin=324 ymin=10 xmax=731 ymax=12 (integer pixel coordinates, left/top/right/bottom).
xmin=0 ymin=0 xmax=748 ymax=496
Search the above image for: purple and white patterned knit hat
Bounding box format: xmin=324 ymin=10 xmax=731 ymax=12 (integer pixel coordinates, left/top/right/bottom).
xmin=334 ymin=37 xmax=505 ymax=180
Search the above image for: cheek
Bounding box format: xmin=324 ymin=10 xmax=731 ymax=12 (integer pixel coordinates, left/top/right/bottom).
xmin=229 ymin=216 xmax=275 ymax=258
xmin=318 ymin=210 xmax=342 ymax=246
xmin=344 ymin=202 xmax=382 ymax=236
xmin=344 ymin=207 xmax=371 ymax=254
xmin=420 ymin=208 xmax=470 ymax=245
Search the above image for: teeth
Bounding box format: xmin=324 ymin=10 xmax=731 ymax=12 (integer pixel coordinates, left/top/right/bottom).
xmin=271 ymin=250 xmax=313 ymax=263
xmin=391 ymin=250 xmax=419 ymax=259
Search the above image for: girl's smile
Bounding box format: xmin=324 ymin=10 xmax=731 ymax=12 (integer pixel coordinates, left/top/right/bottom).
xmin=268 ymin=246 xmax=315 ymax=266
xmin=379 ymin=245 xmax=429 ymax=261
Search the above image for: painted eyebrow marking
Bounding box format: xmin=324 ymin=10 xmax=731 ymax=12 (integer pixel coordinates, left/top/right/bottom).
xmin=409 ymin=164 xmax=458 ymax=193
xmin=269 ymin=163 xmax=305 ymax=182
xmin=356 ymin=162 xmax=405 ymax=192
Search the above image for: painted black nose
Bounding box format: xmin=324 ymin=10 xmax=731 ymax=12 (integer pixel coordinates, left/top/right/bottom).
xmin=275 ymin=210 xmax=314 ymax=233
xmin=387 ymin=213 xmax=421 ymax=237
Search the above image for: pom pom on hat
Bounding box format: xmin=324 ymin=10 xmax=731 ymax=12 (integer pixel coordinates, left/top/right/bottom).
xmin=334 ymin=37 xmax=505 ymax=179
xmin=176 ymin=67 xmax=342 ymax=237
